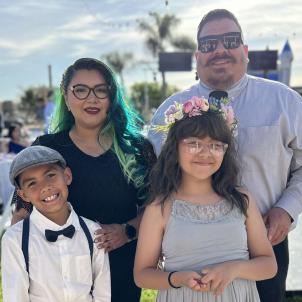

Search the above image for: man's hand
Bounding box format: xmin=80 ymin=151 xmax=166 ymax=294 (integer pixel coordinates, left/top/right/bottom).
xmin=263 ymin=207 xmax=292 ymax=246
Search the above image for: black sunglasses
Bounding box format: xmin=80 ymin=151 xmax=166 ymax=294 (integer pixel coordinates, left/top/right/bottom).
xmin=70 ymin=84 xmax=111 ymax=100
xmin=198 ymin=32 xmax=243 ymax=53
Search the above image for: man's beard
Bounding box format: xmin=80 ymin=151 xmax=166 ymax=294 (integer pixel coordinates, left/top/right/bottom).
xmin=206 ymin=70 xmax=235 ymax=90
xmin=202 ymin=53 xmax=246 ymax=90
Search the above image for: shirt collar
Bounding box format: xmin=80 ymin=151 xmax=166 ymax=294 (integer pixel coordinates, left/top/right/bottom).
xmin=30 ymin=203 xmax=81 ymax=232
xmin=197 ymin=74 xmax=249 ymax=99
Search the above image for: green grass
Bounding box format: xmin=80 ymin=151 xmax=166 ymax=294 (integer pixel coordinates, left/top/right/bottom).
xmin=285 ymin=298 xmax=302 ymax=302
xmin=140 ymin=289 xmax=157 ymax=302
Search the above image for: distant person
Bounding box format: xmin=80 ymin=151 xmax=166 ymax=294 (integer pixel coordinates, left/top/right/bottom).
xmin=44 ymin=90 xmax=55 ymax=133
xmin=0 ymin=108 xmax=4 ymax=137
xmin=2 ymin=145 xmax=111 ymax=302
xmin=148 ymin=9 xmax=302 ymax=302
xmin=135 ymin=98 xmax=277 ymax=301
xmin=0 ymin=106 xmax=6 ymax=152
xmin=36 ymin=97 xmax=45 ymax=121
xmin=6 ymin=124 xmax=27 ymax=154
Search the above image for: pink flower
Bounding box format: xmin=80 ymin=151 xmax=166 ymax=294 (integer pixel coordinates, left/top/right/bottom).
xmin=192 ymin=97 xmax=209 ymax=112
xmin=166 ymin=105 xmax=177 ymax=115
xmin=195 ymin=99 xmax=202 ymax=107
xmin=222 ymin=105 xmax=235 ymax=126
xmin=189 ymin=109 xmax=202 ymax=117
xmin=183 ymin=100 xmax=194 ymax=113
xmin=200 ymin=100 xmax=209 ymax=111
xmin=190 ymin=96 xmax=200 ymax=103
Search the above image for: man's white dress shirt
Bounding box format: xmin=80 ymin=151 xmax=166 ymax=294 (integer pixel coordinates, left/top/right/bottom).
xmin=1 ymin=204 xmax=111 ymax=302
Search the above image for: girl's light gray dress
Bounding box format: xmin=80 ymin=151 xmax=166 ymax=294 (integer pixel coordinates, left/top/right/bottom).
xmin=157 ymin=199 xmax=260 ymax=302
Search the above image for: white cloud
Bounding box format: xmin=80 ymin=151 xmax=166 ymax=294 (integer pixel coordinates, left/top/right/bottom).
xmin=1 ymin=0 xmax=302 ymax=101
xmin=68 ymin=44 xmax=93 ymax=58
xmin=58 ymin=15 xmax=98 ymax=31
xmin=0 ymin=34 xmax=56 ymax=58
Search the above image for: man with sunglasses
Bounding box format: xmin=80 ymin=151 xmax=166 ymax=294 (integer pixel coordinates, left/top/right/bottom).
xmin=148 ymin=8 xmax=302 ymax=302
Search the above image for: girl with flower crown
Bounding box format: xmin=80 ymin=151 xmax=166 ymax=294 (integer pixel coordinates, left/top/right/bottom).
xmin=134 ymin=97 xmax=277 ymax=301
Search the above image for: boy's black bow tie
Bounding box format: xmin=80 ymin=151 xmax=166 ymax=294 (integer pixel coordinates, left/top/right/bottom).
xmin=45 ymin=225 xmax=75 ymax=242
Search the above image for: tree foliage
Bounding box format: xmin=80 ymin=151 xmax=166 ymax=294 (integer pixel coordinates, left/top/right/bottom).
xmin=138 ymin=12 xmax=195 ymax=55
xmin=171 ymin=35 xmax=196 ymax=52
xmin=18 ymin=86 xmax=49 ymax=121
xmin=130 ymin=81 xmax=179 ymax=112
xmin=138 ymin=12 xmax=195 ymax=98
xmin=102 ymin=51 xmax=134 ymax=85
xmin=138 ymin=12 xmax=180 ymax=56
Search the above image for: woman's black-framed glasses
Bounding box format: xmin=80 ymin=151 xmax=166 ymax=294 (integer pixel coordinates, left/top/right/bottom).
xmin=198 ymin=32 xmax=243 ymax=53
xmin=70 ymin=84 xmax=111 ymax=100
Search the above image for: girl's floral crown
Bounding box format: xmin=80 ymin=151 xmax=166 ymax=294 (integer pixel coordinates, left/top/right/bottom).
xmin=154 ymin=96 xmax=238 ymax=133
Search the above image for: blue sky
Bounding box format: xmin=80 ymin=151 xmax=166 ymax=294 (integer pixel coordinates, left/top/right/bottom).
xmin=1 ymin=0 xmax=302 ymax=101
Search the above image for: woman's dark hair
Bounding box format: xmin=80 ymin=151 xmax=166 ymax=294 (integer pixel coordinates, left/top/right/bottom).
xmin=51 ymin=57 xmax=149 ymax=200
xmin=149 ymin=111 xmax=248 ymax=215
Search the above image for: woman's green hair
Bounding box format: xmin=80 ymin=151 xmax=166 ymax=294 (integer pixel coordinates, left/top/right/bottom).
xmin=50 ymin=58 xmax=148 ymax=198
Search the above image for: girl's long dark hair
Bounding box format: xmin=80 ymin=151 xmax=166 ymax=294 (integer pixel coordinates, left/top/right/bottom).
xmin=149 ymin=111 xmax=248 ymax=216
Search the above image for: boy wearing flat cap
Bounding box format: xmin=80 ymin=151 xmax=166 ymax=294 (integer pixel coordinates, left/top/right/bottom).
xmin=1 ymin=146 xmax=111 ymax=302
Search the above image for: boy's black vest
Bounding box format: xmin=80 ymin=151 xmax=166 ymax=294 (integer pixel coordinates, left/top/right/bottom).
xmin=22 ymin=215 xmax=94 ymax=291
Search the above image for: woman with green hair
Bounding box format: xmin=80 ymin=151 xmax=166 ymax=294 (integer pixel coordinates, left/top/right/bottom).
xmin=12 ymin=57 xmax=156 ymax=302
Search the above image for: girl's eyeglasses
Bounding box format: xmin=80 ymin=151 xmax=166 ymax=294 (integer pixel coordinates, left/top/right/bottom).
xmin=70 ymin=84 xmax=111 ymax=100
xmin=182 ymin=139 xmax=228 ymax=155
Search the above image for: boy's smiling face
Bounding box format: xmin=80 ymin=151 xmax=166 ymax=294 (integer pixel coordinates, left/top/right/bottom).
xmin=17 ymin=163 xmax=72 ymax=225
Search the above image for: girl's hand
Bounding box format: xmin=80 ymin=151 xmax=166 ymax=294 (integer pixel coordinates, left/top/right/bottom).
xmin=94 ymin=224 xmax=128 ymax=252
xmin=172 ymin=271 xmax=210 ymax=292
xmin=200 ymin=262 xmax=237 ymax=296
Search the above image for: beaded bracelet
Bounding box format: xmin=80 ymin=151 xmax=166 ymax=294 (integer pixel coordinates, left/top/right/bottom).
xmin=167 ymin=271 xmax=181 ymax=289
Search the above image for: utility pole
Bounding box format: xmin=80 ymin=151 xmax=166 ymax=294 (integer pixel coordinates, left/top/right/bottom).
xmin=48 ymin=64 xmax=53 ymax=91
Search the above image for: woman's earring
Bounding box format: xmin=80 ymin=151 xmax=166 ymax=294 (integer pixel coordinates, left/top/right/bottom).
xmin=195 ymin=71 xmax=199 ymax=81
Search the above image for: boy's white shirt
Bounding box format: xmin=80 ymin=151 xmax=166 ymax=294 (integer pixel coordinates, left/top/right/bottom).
xmin=1 ymin=203 xmax=111 ymax=302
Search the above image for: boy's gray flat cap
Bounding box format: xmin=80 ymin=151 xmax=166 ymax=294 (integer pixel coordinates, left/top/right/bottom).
xmin=9 ymin=145 xmax=66 ymax=187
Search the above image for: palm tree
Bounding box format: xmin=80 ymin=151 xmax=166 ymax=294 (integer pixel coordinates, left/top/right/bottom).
xmin=138 ymin=12 xmax=180 ymax=97
xmin=138 ymin=12 xmax=180 ymax=56
xmin=171 ymin=35 xmax=196 ymax=52
xmin=102 ymin=51 xmax=133 ymax=86
xmin=138 ymin=12 xmax=194 ymax=98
